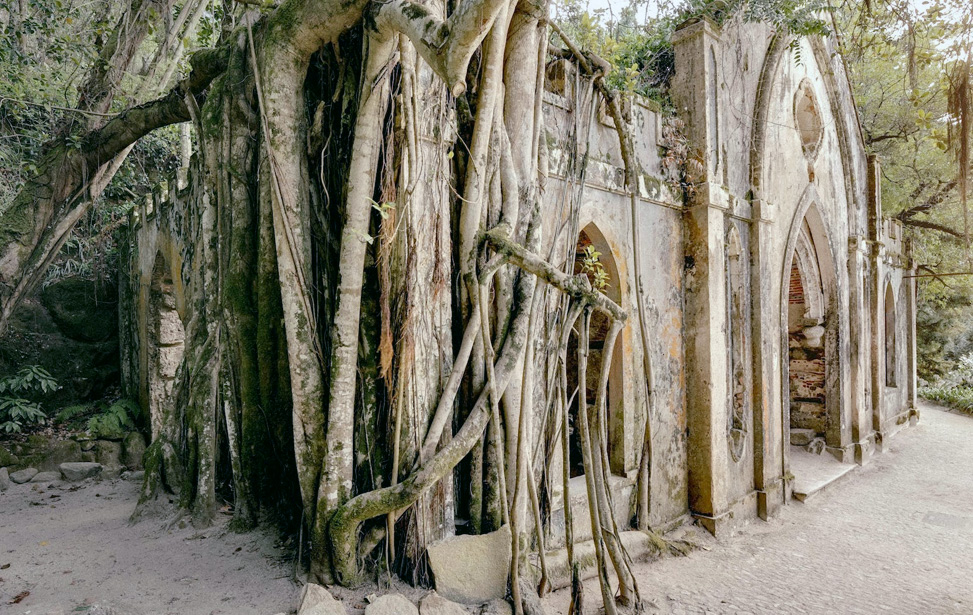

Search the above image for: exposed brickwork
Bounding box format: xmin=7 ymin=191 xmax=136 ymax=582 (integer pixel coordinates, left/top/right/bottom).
xmin=788 ymin=263 xmax=804 ymax=305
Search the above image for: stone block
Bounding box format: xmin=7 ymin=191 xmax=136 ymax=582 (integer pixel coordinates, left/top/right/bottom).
xmin=122 ymin=432 xmax=147 ymax=469
xmin=790 ymin=429 xmax=816 ymax=446
xmin=10 ymin=468 xmax=38 ymax=484
xmin=807 ymin=437 xmax=826 ymax=455
xmin=420 ymin=592 xmax=470 ymax=615
xmin=0 ymin=445 xmax=18 ymax=467
xmin=480 ymin=600 xmax=512 ymax=615
xmin=297 ymin=583 xmax=346 ymax=615
xmin=95 ymin=440 xmax=123 ymax=468
xmin=0 ymin=467 xmax=10 ymax=491
xmin=365 ymin=594 xmax=419 ymax=615
xmin=427 ymin=525 xmax=511 ymax=604
xmin=60 ymin=462 xmax=103 ymax=481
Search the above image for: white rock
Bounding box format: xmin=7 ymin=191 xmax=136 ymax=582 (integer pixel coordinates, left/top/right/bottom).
xmin=427 ymin=525 xmax=511 ymax=604
xmin=480 ymin=600 xmax=513 ymax=615
xmin=420 ymin=592 xmax=470 ymax=615
xmin=297 ymin=583 xmax=346 ymax=615
xmin=60 ymin=462 xmax=103 ymax=481
xmin=10 ymin=467 xmax=38 ymax=484
xmin=365 ymin=594 xmax=419 ymax=615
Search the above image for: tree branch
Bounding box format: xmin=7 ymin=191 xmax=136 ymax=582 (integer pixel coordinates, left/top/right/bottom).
xmin=81 ymin=46 xmax=230 ymax=168
xmin=895 ymin=179 xmax=958 ymax=221
xmin=900 ymin=218 xmax=966 ymax=238
xmin=372 ymin=0 xmax=510 ymax=96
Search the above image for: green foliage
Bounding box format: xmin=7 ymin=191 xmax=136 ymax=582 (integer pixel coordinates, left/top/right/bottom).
xmin=579 ymin=244 xmax=611 ymax=290
xmin=55 ymin=403 xmax=91 ymax=423
xmin=0 ymin=366 xmax=57 ymax=433
xmin=838 ymin=0 xmax=973 ymax=379
xmin=86 ymin=398 xmax=140 ymax=439
xmin=553 ymin=0 xmax=830 ymax=108
xmin=53 ymin=398 xmax=140 ymax=438
xmin=0 ymin=365 xmax=58 ymax=395
xmin=922 ymin=385 xmax=973 ymax=413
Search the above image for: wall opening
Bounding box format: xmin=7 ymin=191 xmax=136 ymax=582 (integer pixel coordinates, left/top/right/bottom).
xmin=786 ymin=220 xmax=828 ymax=443
xmin=794 ymin=80 xmax=823 ymax=161
xmin=566 ymin=224 xmax=625 ymax=477
xmin=147 ymin=251 xmax=185 ymax=438
xmin=885 ymin=282 xmax=897 ymax=387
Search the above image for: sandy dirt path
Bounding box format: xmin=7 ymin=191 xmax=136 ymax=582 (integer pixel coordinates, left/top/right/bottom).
xmin=0 ymin=477 xmax=296 ymax=615
xmin=543 ymin=402 xmax=973 ymax=614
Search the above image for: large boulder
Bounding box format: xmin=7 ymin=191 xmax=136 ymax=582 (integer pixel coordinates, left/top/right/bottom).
xmin=0 ymin=291 xmax=119 ymax=405
xmin=60 ymin=462 xmax=103 ymax=481
xmin=420 ymin=592 xmax=470 ymax=615
xmin=365 ymin=594 xmax=419 ymax=615
xmin=427 ymin=525 xmax=511 ymax=604
xmin=122 ymin=432 xmax=147 ymax=470
xmin=297 ymin=583 xmax=346 ymax=615
xmin=10 ymin=467 xmax=38 ymax=484
xmin=40 ymin=277 xmax=118 ymax=343
xmin=0 ymin=467 xmax=10 ymax=491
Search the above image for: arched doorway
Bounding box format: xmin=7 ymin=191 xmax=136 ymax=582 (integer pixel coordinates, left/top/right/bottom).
xmin=566 ymin=224 xmax=625 ymax=477
xmin=147 ymin=251 xmax=185 ymax=438
xmin=783 ymin=206 xmax=842 ymax=458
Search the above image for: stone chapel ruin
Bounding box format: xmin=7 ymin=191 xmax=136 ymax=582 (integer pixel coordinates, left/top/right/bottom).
xmin=117 ymin=13 xmax=917 ymax=593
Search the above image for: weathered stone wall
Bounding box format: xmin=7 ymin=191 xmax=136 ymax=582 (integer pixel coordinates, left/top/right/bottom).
xmin=672 ymin=15 xmax=916 ymax=535
xmin=119 ymin=13 xmax=919 ymax=556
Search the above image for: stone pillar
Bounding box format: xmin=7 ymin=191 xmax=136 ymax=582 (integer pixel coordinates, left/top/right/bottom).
xmin=905 ymin=238 xmax=918 ymax=413
xmin=683 ymin=195 xmax=731 ymax=536
xmin=751 ymin=199 xmax=785 ymax=518
xmin=848 ymin=236 xmax=873 ymax=464
xmin=673 ymin=16 xmax=736 ymax=535
xmin=866 ymin=156 xmax=885 ymax=448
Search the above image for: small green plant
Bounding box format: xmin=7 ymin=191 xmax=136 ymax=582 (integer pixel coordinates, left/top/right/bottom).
xmin=580 ymin=244 xmax=611 ymax=291
xmin=87 ymin=399 xmax=140 ymax=439
xmin=0 ymin=365 xmax=57 ymax=433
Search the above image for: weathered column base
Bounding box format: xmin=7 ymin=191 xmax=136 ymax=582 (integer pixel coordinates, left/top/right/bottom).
xmin=757 ymin=477 xmax=785 ymax=520
xmin=853 ymin=434 xmax=878 ymax=465
xmin=826 ymin=444 xmax=855 ymax=464
xmin=693 ymin=490 xmax=760 ymax=538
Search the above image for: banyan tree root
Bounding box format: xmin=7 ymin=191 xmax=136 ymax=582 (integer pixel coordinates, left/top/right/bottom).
xmin=575 ymin=310 xmax=618 ymax=615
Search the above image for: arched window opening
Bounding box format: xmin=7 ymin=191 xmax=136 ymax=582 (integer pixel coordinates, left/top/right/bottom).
xmin=885 ymin=282 xmax=897 ymax=387
xmin=566 ymin=225 xmax=624 ymax=477
xmin=148 ymin=251 xmax=185 ymax=438
xmin=794 ymin=80 xmax=823 ymax=161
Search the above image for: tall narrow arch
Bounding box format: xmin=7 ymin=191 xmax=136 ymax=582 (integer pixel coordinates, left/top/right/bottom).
xmin=885 ymin=282 xmax=897 ymax=388
xmin=567 ymin=223 xmax=626 ymax=476
xmin=147 ymin=250 xmax=186 ymax=439
xmin=780 ymin=199 xmax=844 ymax=457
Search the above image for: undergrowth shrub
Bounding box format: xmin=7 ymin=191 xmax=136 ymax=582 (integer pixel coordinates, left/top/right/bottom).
xmin=0 ymin=365 xmax=58 ymax=433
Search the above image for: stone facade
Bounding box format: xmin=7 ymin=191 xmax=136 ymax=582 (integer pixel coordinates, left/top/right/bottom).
xmin=119 ymin=14 xmax=917 ymax=548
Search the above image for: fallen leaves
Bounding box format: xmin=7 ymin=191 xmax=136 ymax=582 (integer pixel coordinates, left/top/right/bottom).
xmin=10 ymin=590 xmax=29 ymax=604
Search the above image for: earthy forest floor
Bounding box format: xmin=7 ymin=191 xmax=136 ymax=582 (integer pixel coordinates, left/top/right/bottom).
xmin=3 ymin=401 xmax=972 ymax=614
xmin=0 ymin=477 xmax=297 ymax=614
